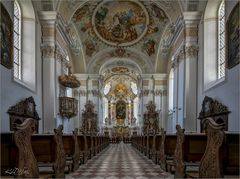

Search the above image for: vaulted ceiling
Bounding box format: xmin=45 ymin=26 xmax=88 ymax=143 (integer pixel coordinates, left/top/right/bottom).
xmin=40 ymin=0 xmax=207 ymax=74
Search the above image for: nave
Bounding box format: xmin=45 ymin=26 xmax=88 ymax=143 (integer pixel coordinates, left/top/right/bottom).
xmin=67 ymin=143 xmax=173 ymax=179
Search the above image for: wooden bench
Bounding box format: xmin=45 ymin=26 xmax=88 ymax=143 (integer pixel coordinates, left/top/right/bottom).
xmin=14 ymin=118 xmax=39 ymax=178
xmin=147 ymin=135 xmax=154 ymax=159
xmin=62 ymin=128 xmax=80 ymax=172
xmin=0 ymin=119 xmax=66 ymax=178
xmin=31 ymin=125 xmax=66 ymax=178
xmin=77 ymin=135 xmax=87 ymax=164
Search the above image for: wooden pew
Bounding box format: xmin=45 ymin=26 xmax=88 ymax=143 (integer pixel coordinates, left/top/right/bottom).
xmin=143 ymin=135 xmax=148 ymax=155
xmin=31 ymin=125 xmax=66 ymax=178
xmin=158 ymin=128 xmax=166 ymax=169
xmin=187 ymin=118 xmax=225 ymax=178
xmin=62 ymin=128 xmax=80 ymax=172
xmin=147 ymin=135 xmax=154 ymax=159
xmin=1 ymin=132 xmax=18 ymax=177
xmin=14 ymin=118 xmax=39 ymax=178
xmin=77 ymin=135 xmax=87 ymax=164
xmin=223 ymin=132 xmax=239 ymax=176
xmin=152 ymin=134 xmax=161 ymax=164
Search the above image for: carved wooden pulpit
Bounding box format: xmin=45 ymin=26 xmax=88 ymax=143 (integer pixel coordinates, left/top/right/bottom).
xmin=7 ymin=96 xmax=40 ymax=133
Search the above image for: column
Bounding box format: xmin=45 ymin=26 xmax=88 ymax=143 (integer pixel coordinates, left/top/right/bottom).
xmin=183 ymin=12 xmax=201 ymax=131
xmin=39 ymin=12 xmax=58 ymax=133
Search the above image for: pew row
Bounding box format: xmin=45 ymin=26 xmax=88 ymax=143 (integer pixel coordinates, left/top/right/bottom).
xmin=131 ymin=119 xmax=239 ymax=178
xmin=0 ymin=119 xmax=110 ymax=178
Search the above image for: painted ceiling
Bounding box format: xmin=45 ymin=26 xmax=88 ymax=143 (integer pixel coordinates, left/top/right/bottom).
xmin=66 ymin=0 xmax=177 ymax=73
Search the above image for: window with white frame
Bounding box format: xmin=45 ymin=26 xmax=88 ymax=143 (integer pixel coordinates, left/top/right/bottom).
xmin=218 ymin=0 xmax=225 ymax=79
xmin=12 ymin=0 xmax=36 ymax=91
xmin=13 ymin=1 xmax=21 ymax=79
xmin=168 ymin=69 xmax=174 ymax=112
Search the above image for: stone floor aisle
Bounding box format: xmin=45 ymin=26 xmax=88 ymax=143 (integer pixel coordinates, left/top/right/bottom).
xmin=67 ymin=143 xmax=173 ymax=179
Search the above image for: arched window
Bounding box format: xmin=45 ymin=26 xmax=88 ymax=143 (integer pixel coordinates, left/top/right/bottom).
xmin=13 ymin=1 xmax=21 ymax=79
xmin=218 ymin=0 xmax=225 ymax=79
xmin=12 ymin=0 xmax=36 ymax=91
xmin=168 ymin=69 xmax=174 ymax=111
xmin=203 ymin=0 xmax=226 ymax=90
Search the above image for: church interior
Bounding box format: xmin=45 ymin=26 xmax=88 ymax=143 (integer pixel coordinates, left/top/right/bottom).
xmin=0 ymin=0 xmax=239 ymax=178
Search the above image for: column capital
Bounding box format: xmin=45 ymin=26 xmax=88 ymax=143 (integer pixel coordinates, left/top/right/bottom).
xmin=185 ymin=45 xmax=199 ymax=58
xmin=40 ymin=44 xmax=55 ymax=59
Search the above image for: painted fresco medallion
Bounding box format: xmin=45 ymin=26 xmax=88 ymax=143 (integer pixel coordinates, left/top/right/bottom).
xmin=92 ymin=0 xmax=149 ymax=47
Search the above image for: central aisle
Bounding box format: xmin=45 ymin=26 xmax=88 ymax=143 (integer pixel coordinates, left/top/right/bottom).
xmin=67 ymin=143 xmax=173 ymax=179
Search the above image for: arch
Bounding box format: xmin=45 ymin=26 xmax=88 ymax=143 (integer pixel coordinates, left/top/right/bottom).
xmin=86 ymin=48 xmax=154 ymax=74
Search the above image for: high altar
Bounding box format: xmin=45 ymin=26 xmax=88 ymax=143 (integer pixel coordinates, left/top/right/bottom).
xmin=103 ymin=80 xmax=138 ymax=138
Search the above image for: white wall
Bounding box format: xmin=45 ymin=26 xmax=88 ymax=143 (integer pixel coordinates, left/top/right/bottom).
xmin=0 ymin=1 xmax=43 ymax=133
xmin=197 ymin=0 xmax=239 ymax=132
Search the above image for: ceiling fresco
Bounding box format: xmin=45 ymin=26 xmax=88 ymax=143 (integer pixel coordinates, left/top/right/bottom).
xmin=93 ymin=0 xmax=149 ymax=46
xmin=70 ymin=0 xmax=171 ymax=71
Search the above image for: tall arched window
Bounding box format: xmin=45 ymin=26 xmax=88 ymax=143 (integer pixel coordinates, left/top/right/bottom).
xmin=218 ymin=0 xmax=225 ymax=79
xmin=12 ymin=0 xmax=36 ymax=91
xmin=13 ymin=1 xmax=21 ymax=79
xmin=168 ymin=69 xmax=174 ymax=111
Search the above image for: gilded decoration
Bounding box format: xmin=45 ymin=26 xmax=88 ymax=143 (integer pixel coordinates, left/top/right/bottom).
xmin=58 ymin=66 xmax=81 ymax=88
xmin=111 ymin=67 xmax=129 ymax=74
xmin=93 ymin=0 xmax=149 ymax=46
xmin=114 ymin=82 xmax=129 ymax=97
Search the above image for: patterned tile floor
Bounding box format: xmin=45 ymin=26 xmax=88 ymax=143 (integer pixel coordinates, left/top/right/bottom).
xmin=67 ymin=143 xmax=173 ymax=179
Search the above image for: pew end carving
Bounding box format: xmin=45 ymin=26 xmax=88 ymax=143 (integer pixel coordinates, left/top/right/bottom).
xmin=198 ymin=96 xmax=230 ymax=132
xmin=199 ymin=117 xmax=225 ymax=178
xmin=72 ymin=128 xmax=80 ymax=171
xmin=14 ymin=118 xmax=39 ymax=178
xmin=159 ymin=128 xmax=166 ymax=170
xmin=53 ymin=125 xmax=66 ymax=178
xmin=173 ymin=125 xmax=185 ymax=178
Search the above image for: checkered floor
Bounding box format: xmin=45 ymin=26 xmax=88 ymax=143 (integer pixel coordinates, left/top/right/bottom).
xmin=67 ymin=143 xmax=173 ymax=179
